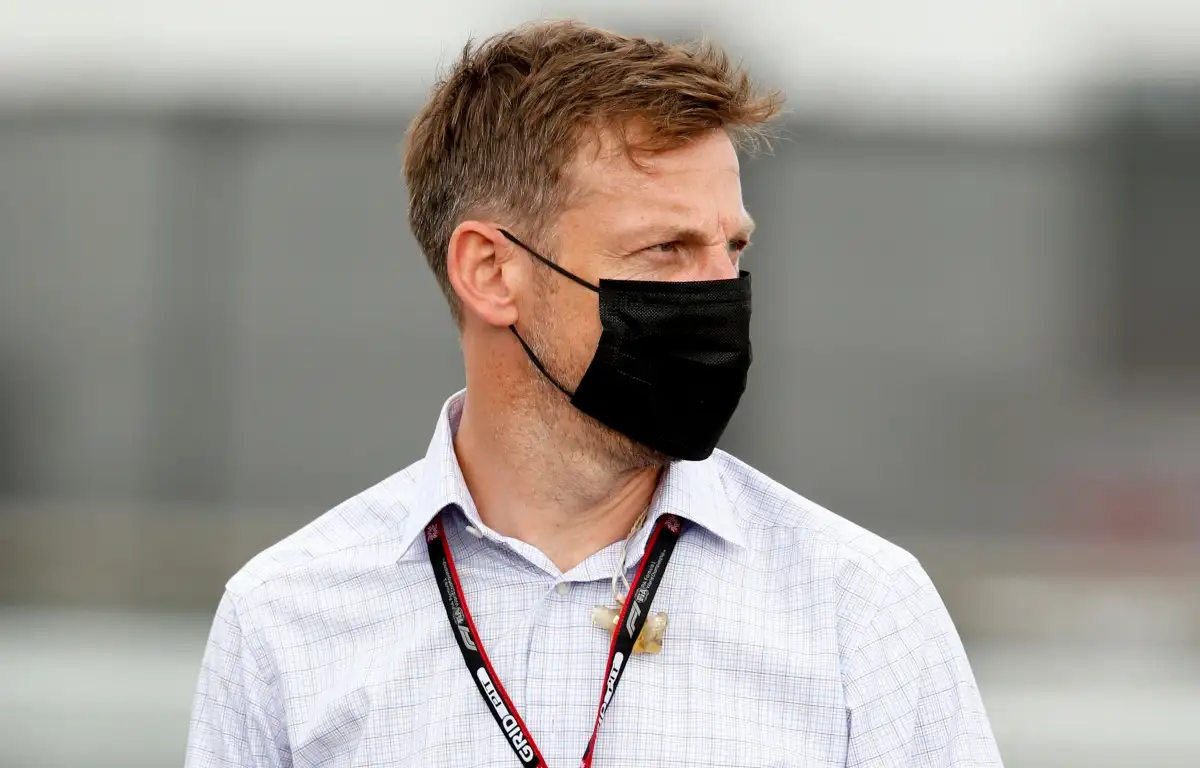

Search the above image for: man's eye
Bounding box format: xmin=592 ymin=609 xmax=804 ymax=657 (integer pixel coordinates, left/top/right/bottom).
xmin=728 ymin=239 xmax=751 ymax=254
xmin=647 ymin=241 xmax=682 ymax=254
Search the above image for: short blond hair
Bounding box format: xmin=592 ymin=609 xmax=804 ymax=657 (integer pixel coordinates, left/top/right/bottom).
xmin=402 ymin=20 xmax=782 ymax=324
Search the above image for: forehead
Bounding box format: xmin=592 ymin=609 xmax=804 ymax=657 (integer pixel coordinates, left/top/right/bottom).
xmin=564 ymin=129 xmax=745 ymax=221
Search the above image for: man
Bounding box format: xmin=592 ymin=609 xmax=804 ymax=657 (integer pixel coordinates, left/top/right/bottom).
xmin=186 ymin=20 xmax=1002 ymax=768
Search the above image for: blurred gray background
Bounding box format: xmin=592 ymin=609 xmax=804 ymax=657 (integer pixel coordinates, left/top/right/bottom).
xmin=1 ymin=2 xmax=1198 ymax=766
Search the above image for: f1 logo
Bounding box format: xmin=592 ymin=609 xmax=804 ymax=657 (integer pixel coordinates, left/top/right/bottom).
xmin=625 ymin=600 xmax=643 ymax=638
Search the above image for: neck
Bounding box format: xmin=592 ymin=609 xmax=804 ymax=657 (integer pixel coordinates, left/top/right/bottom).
xmin=453 ymin=386 xmax=661 ymax=572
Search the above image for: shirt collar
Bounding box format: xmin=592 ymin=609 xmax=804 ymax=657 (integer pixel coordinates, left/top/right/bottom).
xmin=396 ymin=390 xmax=747 ymax=562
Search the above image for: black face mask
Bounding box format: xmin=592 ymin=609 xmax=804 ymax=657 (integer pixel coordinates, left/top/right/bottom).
xmin=500 ymin=229 xmax=753 ymax=461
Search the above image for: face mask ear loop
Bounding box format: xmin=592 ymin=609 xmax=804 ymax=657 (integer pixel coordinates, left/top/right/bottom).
xmin=498 ymin=229 xmax=600 ymax=293
xmin=509 ymin=325 xmax=576 ymax=398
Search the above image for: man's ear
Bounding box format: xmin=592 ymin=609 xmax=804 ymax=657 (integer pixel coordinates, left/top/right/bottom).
xmin=446 ymin=221 xmax=522 ymax=328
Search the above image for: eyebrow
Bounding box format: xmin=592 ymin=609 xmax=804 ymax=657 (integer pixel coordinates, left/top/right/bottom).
xmin=621 ymin=215 xmax=757 ymax=246
xmin=740 ymin=214 xmax=757 ymax=238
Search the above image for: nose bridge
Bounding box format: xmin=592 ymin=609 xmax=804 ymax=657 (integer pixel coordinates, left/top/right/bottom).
xmin=696 ymin=243 xmax=739 ymax=281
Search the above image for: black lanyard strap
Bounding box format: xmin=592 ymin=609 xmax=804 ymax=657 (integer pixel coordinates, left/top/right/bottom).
xmin=425 ymin=504 xmax=684 ymax=768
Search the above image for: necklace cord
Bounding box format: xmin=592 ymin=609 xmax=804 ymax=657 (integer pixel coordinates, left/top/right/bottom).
xmin=611 ymin=507 xmax=650 ymax=606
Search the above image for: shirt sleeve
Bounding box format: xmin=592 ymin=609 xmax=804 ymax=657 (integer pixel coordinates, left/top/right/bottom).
xmin=185 ymin=590 xmax=291 ymax=768
xmin=843 ymin=560 xmax=1003 ymax=767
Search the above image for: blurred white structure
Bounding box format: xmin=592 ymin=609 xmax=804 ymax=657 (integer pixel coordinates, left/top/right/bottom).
xmin=3 ymin=0 xmax=1200 ymax=131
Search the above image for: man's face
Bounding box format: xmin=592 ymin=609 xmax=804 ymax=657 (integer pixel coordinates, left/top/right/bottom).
xmin=515 ymin=128 xmax=754 ymax=467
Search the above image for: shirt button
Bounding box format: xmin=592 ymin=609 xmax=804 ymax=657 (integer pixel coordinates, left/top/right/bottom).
xmin=555 ymin=582 xmax=571 ymax=596
xmin=464 ymin=525 xmax=483 ymax=538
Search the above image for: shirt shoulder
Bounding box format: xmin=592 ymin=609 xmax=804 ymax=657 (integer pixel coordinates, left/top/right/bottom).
xmin=223 ymin=458 xmax=427 ymax=605
xmin=712 ymin=450 xmax=918 ymax=574
xmin=709 ymin=450 xmax=932 ymax=634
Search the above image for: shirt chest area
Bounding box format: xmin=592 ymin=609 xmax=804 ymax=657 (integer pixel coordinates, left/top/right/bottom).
xmin=281 ymin=544 xmax=847 ymax=768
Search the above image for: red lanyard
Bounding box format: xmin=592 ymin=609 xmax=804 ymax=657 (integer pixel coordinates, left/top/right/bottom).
xmin=425 ymin=503 xmax=683 ymax=768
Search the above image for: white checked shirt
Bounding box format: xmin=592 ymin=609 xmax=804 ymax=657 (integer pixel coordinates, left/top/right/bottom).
xmin=186 ymin=391 xmax=1002 ymax=768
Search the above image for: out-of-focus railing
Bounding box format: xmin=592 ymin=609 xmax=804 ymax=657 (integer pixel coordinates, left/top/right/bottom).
xmin=4 ymin=500 xmax=1199 ymax=648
